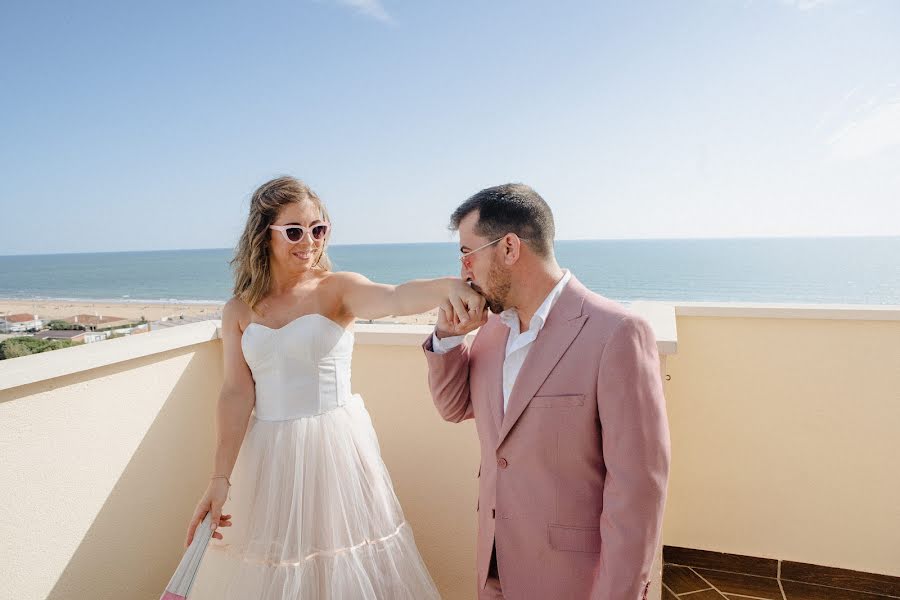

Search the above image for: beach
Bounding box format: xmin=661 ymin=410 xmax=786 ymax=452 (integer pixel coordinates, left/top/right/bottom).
xmin=0 ymin=298 xmax=438 ymax=326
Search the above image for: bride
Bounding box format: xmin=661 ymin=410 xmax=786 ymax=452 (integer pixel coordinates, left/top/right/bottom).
xmin=183 ymin=176 xmax=483 ymax=598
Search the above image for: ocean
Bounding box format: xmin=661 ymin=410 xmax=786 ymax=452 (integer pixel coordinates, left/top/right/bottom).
xmin=1 ymin=237 xmax=898 ymax=305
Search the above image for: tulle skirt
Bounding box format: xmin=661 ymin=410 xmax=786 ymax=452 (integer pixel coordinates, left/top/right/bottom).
xmin=190 ymin=395 xmax=440 ymax=599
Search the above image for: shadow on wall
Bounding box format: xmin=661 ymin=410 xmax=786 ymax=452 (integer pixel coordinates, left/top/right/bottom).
xmin=44 ymin=349 xmax=219 ymax=600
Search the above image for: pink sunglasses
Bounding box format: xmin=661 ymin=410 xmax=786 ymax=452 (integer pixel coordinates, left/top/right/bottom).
xmin=269 ymin=223 xmax=330 ymax=243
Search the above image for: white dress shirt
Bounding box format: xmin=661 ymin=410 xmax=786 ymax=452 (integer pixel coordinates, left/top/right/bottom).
xmin=431 ymin=270 xmax=572 ymax=414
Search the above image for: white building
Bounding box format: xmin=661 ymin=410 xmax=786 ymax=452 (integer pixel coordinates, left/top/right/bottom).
xmin=0 ymin=313 xmax=43 ymax=333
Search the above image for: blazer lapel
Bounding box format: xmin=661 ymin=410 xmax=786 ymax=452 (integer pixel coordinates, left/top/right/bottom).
xmin=497 ymin=278 xmax=587 ymax=446
xmin=478 ymin=317 xmax=509 ymax=435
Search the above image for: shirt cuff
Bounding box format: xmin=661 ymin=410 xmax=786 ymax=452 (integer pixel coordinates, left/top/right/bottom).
xmin=431 ymin=331 xmax=465 ymax=354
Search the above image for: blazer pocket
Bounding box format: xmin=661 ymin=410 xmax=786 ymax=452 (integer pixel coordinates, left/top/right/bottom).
xmin=548 ymin=524 xmax=602 ymax=553
xmin=531 ymin=394 xmax=585 ymax=408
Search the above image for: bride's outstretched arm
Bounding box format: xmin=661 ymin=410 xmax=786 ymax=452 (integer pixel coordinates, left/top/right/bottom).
xmin=333 ymin=272 xmax=486 ymax=324
xmin=184 ymin=298 xmax=255 ymax=547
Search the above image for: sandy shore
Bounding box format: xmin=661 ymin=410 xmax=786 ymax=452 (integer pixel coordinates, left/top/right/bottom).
xmin=0 ymin=299 xmax=438 ymax=326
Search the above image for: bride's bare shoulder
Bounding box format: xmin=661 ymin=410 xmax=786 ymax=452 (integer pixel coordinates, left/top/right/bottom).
xmin=319 ymin=270 xmax=371 ymax=290
xmin=316 ymin=271 xmax=368 ymax=325
xmin=223 ymin=297 xmax=253 ymax=330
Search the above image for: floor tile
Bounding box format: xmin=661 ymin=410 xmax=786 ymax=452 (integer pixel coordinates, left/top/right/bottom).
xmin=664 ymin=546 xmax=779 ymax=578
xmin=781 ymin=561 xmax=900 ymax=597
xmin=781 ymin=579 xmax=896 ymax=600
xmin=684 ymin=590 xmax=729 ymax=599
xmin=693 ymin=568 xmax=784 ymax=600
xmin=664 ymin=564 xmax=711 ymax=594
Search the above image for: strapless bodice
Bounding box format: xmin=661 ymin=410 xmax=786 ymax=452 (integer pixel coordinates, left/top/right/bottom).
xmin=240 ymin=314 xmax=354 ymax=421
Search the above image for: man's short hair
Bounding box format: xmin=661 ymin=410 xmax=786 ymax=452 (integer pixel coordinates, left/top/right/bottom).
xmin=450 ymin=183 xmax=555 ymax=257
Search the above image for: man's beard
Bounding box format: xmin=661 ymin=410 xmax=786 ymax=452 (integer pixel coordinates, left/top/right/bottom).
xmin=470 ymin=261 xmax=511 ymax=314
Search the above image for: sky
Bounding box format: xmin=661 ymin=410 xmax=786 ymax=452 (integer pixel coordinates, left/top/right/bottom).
xmin=1 ymin=0 xmax=899 ymax=255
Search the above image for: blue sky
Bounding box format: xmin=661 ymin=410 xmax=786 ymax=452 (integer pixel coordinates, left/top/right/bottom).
xmin=1 ymin=0 xmax=898 ymax=255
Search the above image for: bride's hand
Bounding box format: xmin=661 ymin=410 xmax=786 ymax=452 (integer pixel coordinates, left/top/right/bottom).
xmin=437 ymin=280 xmax=487 ymax=338
xmin=185 ymin=478 xmax=232 ymax=547
xmin=454 ymin=279 xmax=486 ymax=318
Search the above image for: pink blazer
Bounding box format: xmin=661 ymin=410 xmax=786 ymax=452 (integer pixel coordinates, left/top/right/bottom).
xmin=424 ymin=276 xmax=670 ymax=599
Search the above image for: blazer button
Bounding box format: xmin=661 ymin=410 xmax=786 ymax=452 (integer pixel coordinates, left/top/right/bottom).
xmin=497 ymin=458 xmax=508 ymax=469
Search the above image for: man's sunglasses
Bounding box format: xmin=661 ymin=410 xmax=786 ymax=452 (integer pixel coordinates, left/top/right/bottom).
xmin=269 ymin=223 xmax=330 ymax=243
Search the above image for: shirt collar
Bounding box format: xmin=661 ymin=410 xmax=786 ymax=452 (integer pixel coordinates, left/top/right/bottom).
xmin=499 ymin=270 xmax=572 ymax=333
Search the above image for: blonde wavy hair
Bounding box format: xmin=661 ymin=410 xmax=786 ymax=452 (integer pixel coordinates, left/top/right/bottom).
xmin=231 ymin=176 xmax=332 ymax=312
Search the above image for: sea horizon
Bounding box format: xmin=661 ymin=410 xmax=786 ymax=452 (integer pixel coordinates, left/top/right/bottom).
xmin=3 ymin=233 xmax=898 ymax=258
xmin=2 ymin=236 xmax=898 ymax=306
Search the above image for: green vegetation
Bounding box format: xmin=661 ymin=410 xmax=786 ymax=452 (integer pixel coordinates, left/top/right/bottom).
xmin=47 ymin=320 xmax=85 ymax=330
xmin=0 ymin=337 xmax=75 ymax=360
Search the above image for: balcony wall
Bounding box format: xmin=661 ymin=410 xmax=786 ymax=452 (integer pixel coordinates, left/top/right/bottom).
xmin=663 ymin=304 xmax=900 ymax=577
xmin=0 ymin=323 xmax=222 ymax=600
xmin=1 ymin=303 xmax=898 ymax=600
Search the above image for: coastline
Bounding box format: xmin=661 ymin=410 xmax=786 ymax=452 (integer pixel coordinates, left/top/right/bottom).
xmin=0 ymin=298 xmax=438 ymax=326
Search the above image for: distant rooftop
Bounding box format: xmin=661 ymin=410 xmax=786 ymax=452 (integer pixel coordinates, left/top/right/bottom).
xmin=1 ymin=313 xmax=39 ymax=322
xmin=64 ymin=314 xmax=129 ymax=325
xmin=33 ymin=330 xmax=85 ymax=340
xmin=150 ymin=314 xmax=221 ymax=329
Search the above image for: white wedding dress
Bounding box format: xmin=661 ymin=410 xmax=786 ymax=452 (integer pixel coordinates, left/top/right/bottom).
xmin=190 ymin=314 xmax=440 ymax=599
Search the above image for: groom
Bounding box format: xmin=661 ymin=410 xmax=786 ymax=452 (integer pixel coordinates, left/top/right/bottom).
xmin=423 ymin=184 xmax=671 ymax=599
